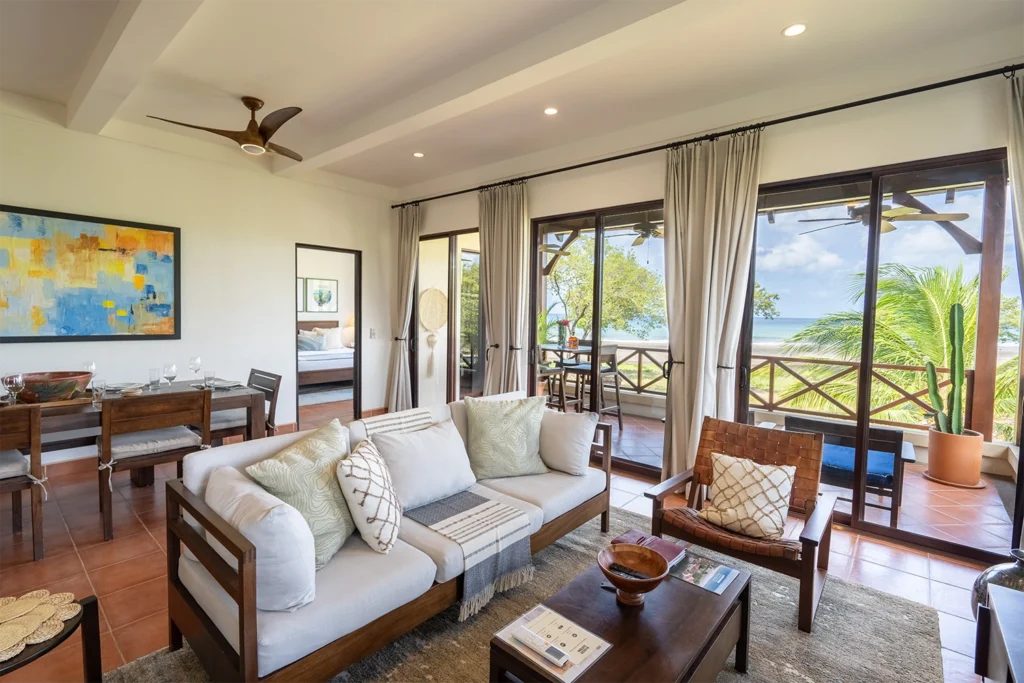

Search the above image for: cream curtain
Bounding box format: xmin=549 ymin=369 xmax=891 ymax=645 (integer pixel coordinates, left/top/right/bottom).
xmin=386 ymin=204 xmax=420 ymax=412
xmin=662 ymin=132 xmax=762 ymax=477
xmin=479 ymin=182 xmax=530 ymax=394
xmin=1008 ymin=73 xmax=1024 ymax=302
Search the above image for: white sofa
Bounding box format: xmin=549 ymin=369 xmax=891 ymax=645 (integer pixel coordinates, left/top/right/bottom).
xmin=168 ymin=393 xmax=612 ymax=682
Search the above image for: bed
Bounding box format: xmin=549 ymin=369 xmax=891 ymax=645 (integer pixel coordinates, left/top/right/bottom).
xmin=297 ymin=320 xmax=355 ymax=386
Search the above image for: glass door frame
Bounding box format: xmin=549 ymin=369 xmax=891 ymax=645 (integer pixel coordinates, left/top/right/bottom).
xmin=737 ymin=148 xmax=1021 ymax=565
xmin=410 ymin=228 xmax=481 ymax=406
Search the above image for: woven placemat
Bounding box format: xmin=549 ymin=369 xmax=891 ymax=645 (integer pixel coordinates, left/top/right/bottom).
xmin=0 ymin=590 xmax=78 ymax=662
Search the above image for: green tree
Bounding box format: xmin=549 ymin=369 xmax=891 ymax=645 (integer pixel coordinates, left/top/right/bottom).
xmin=1000 ymin=295 xmax=1021 ymax=344
xmin=545 ymin=235 xmax=665 ymax=339
xmin=754 ymin=282 xmax=780 ymax=320
xmin=460 ymin=257 xmax=480 ymax=359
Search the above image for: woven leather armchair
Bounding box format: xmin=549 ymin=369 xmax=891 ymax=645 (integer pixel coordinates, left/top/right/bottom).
xmin=645 ymin=416 xmax=835 ymax=632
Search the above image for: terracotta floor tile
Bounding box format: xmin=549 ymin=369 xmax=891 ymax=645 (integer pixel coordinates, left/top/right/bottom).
xmin=854 ymin=537 xmax=930 ymax=578
xmin=825 ymin=552 xmax=854 ymax=581
xmin=69 ymin=515 xmax=147 ymax=548
xmin=0 ymin=550 xmax=85 ymax=595
xmin=101 ymin=577 xmax=168 ymax=629
xmin=88 ymin=551 xmax=166 ymax=597
xmin=845 ymin=558 xmax=930 ymax=605
xmin=0 ymin=527 xmax=77 ymax=570
xmin=78 ymin=530 xmax=161 ymax=571
xmin=828 ymin=526 xmax=858 ymax=556
xmin=929 ymin=556 xmax=984 ymax=590
xmin=937 ymin=612 xmax=977 ymax=657
xmin=111 ymin=609 xmax=170 ymax=663
xmin=941 ymin=648 xmax=981 ymax=683
xmin=0 ymin=631 xmax=123 ymax=682
xmin=930 ymin=580 xmax=975 ymax=621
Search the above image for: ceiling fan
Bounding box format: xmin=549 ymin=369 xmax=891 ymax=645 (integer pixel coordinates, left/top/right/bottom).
xmin=147 ymin=96 xmax=303 ymax=161
xmin=631 ymin=221 xmax=664 ymax=246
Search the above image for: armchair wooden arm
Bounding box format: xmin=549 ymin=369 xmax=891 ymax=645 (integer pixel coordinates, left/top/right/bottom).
xmin=643 ymin=469 xmax=694 ymax=502
xmin=799 ymin=493 xmax=837 ymax=548
xmin=592 ymin=422 xmax=613 ymax=481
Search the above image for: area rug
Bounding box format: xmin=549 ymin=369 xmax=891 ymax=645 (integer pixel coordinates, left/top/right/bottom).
xmin=298 ymin=386 xmax=353 ymax=406
xmin=106 ymin=509 xmax=942 ymax=683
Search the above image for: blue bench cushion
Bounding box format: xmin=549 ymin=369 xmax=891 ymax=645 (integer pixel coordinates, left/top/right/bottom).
xmin=821 ymin=443 xmax=895 ymax=488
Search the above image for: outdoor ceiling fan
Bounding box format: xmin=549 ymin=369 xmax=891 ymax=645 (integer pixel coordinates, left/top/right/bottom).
xmin=631 ymin=221 xmax=664 ymax=246
xmin=796 ymin=191 xmax=981 ymax=255
xmin=147 ymin=96 xmax=304 ymax=161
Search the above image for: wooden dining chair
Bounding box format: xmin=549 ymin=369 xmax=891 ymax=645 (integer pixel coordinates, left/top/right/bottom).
xmin=99 ymin=390 xmax=211 ymax=541
xmin=209 ymin=368 xmax=282 ymax=444
xmin=0 ymin=405 xmax=44 ymax=560
xmin=645 ymin=416 xmax=835 ymax=632
xmin=563 ymin=345 xmax=623 ymax=430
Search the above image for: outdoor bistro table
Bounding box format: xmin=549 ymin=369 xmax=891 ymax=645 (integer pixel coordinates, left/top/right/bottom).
xmin=29 ymin=380 xmax=267 ymax=487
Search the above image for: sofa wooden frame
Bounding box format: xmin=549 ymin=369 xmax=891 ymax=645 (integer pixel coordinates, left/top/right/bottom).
xmin=165 ymin=423 xmax=612 ymax=682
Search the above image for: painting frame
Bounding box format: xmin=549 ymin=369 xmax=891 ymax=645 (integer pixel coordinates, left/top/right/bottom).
xmin=297 ymin=277 xmax=305 ymax=312
xmin=0 ymin=204 xmax=182 ymax=343
xmin=305 ymin=277 xmax=339 ymax=313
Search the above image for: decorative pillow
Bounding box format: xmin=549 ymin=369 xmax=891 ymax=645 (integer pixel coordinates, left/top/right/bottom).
xmin=371 ymin=419 xmax=475 ymax=510
xmin=298 ymin=329 xmax=319 ymax=339
xmin=246 ymin=419 xmax=354 ymax=569
xmin=337 ymin=440 xmax=401 ymax=554
xmin=313 ymin=326 xmax=343 ymax=350
xmin=296 ymin=334 xmax=324 ymax=351
xmin=698 ymin=452 xmax=796 ymax=540
xmin=341 ymin=324 xmax=356 ymax=348
xmin=205 ymin=467 xmax=316 ymax=611
xmin=464 ymin=395 xmax=549 ymax=480
xmin=539 ymin=409 xmax=598 ymax=476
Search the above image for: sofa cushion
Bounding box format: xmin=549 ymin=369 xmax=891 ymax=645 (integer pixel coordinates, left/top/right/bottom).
xmin=480 ymin=469 xmax=607 ymax=523
xmin=539 ymin=409 xmax=598 ymax=476
xmin=205 ymin=467 xmax=316 ymax=612
xmin=448 ymin=391 xmax=526 ymax=444
xmin=178 ymin=536 xmax=436 ymax=678
xmin=347 ymin=405 xmax=450 ymax=445
xmin=337 ymin=440 xmax=402 ymax=554
xmin=371 ymin=420 xmax=475 ymax=510
xmin=698 ymin=452 xmax=795 ymax=540
xmin=465 ymin=395 xmax=548 ymax=480
xmin=398 ymin=483 xmax=543 ymax=583
xmin=246 ymin=420 xmax=354 ymax=569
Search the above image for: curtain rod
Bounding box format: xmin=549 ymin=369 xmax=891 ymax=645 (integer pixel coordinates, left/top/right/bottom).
xmin=392 ymin=61 xmax=1022 ymax=209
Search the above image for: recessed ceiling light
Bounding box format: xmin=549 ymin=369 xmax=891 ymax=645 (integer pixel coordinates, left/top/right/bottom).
xmin=544 ymin=107 xmax=558 ymax=116
xmin=413 ymin=152 xmax=424 ymax=158
xmin=782 ymin=23 xmax=806 ymax=37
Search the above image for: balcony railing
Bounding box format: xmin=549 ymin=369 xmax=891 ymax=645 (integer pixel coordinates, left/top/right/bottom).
xmin=748 ymin=354 xmax=976 ymax=432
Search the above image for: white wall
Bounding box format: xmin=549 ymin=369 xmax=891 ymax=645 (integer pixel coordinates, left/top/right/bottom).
xmin=0 ymin=102 xmax=394 ymax=424
xmin=418 ymin=77 xmax=1010 ymax=234
xmin=297 ymin=247 xmax=356 ymax=327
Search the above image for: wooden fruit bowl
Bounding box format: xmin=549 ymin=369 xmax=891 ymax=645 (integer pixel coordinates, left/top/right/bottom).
xmin=14 ymin=372 xmax=93 ymax=404
xmin=598 ymin=543 xmax=669 ymax=606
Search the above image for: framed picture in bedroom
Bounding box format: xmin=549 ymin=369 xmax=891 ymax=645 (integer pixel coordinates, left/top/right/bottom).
xmin=305 ymin=277 xmax=338 ymax=313
xmin=296 ymin=277 xmax=305 ymax=311
xmin=0 ymin=204 xmax=181 ymax=343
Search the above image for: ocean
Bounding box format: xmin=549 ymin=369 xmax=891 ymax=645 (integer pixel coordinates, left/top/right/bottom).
xmin=602 ymin=317 xmax=817 ymax=343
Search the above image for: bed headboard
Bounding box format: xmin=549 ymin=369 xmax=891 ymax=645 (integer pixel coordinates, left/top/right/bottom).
xmin=297 ymin=320 xmax=339 ymax=333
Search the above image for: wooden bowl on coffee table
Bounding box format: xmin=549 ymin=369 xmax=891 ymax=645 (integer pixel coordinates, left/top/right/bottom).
xmin=597 ymin=543 xmax=669 ymax=606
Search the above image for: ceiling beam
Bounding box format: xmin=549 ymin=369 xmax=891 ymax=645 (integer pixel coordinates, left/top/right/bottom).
xmin=276 ymin=0 xmax=689 ymax=177
xmin=66 ymin=0 xmax=203 ymax=134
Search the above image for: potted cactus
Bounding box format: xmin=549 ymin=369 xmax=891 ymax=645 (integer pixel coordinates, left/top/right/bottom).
xmin=923 ymin=303 xmax=985 ymax=488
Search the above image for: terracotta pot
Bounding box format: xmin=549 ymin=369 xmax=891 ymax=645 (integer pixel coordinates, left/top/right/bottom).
xmin=927 ymin=427 xmax=984 ymax=487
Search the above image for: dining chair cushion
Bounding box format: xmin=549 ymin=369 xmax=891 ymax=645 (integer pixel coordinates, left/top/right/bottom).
xmin=698 ymin=452 xmax=796 ymax=540
xmin=560 ymin=363 xmax=614 ymax=375
xmin=464 ymin=395 xmax=549 ymax=480
xmin=0 ymin=450 xmax=28 ymax=479
xmin=205 ymin=466 xmax=316 ymax=612
xmin=370 ymin=419 xmax=475 ymax=510
xmin=337 ymin=439 xmax=401 ymax=554
xmin=210 ymin=408 xmax=248 ymax=431
xmin=110 ymin=426 xmax=202 ymax=459
xmin=246 ymin=419 xmax=354 ymax=570
xmin=539 ymin=409 xmax=598 ymax=476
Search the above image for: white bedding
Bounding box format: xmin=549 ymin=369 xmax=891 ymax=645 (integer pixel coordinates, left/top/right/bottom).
xmin=298 ymin=348 xmax=354 ymax=372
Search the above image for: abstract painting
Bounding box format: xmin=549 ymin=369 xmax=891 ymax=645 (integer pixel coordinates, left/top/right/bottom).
xmin=0 ymin=205 xmax=180 ymax=342
xmin=305 ymin=277 xmax=338 ymax=313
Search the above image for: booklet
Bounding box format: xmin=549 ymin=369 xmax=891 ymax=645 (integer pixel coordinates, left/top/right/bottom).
xmin=496 ymin=605 xmax=611 ymax=683
xmin=669 ymin=554 xmax=740 ymax=595
xmin=611 ymin=530 xmax=687 ymax=569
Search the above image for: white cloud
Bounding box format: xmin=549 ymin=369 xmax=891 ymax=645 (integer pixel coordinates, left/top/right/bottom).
xmin=757 ymin=234 xmax=842 ymax=272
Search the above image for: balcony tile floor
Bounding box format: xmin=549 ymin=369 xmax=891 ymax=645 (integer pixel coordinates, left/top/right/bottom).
xmin=0 ymin=461 xmax=991 ymax=683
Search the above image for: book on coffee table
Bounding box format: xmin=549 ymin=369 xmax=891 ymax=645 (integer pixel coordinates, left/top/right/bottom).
xmin=495 ymin=605 xmax=611 ymax=683
xmin=611 ymin=529 xmax=687 ymax=569
xmin=669 ymin=554 xmax=740 ymax=595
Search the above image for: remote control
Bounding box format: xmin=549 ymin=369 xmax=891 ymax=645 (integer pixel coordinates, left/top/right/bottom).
xmin=512 ymin=625 xmax=570 ymax=667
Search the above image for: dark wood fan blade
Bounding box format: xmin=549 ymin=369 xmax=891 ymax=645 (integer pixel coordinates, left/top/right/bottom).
xmin=891 ymin=191 xmax=982 ymax=255
xmin=147 ymin=115 xmax=246 ymax=144
xmin=259 ymin=107 xmax=302 ymax=142
xmin=798 ymin=220 xmax=860 ymax=235
xmin=267 ymin=142 xmax=303 ymax=162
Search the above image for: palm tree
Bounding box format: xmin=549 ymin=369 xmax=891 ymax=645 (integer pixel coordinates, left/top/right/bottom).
xmin=752 ymin=264 xmax=1019 ymax=436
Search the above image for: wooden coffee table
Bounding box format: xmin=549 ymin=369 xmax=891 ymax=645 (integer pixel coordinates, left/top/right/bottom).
xmin=489 ymin=560 xmax=751 ymax=682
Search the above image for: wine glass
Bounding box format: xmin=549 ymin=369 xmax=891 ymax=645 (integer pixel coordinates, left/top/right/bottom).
xmin=83 ymin=361 xmax=96 ymax=390
xmin=189 ymin=356 xmax=202 ymax=381
xmin=162 ymin=363 xmax=177 ymax=386
xmin=2 ymin=374 xmax=25 ymax=404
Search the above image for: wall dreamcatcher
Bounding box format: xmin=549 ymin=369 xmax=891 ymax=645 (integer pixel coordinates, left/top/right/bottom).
xmin=418 ymin=287 xmax=448 ymax=378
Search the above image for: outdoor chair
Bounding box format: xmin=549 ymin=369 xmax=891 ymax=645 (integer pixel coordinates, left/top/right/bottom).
xmin=646 ymin=416 xmax=834 ymax=632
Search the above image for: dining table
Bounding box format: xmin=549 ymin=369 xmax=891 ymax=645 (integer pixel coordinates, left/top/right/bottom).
xmin=28 ymin=380 xmax=267 ymax=488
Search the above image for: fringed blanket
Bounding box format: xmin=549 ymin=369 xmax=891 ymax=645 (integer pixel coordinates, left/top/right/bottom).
xmin=406 ymin=491 xmax=534 ymax=621
xmin=356 ymin=409 xmax=433 ymax=436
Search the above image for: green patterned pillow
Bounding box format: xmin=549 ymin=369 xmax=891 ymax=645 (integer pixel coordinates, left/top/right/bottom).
xmin=465 ymin=395 xmax=549 ymax=479
xmin=246 ymin=419 xmax=354 ymax=569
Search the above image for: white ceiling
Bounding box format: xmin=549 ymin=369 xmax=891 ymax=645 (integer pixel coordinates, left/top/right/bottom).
xmin=1 ymin=0 xmax=1022 ymax=192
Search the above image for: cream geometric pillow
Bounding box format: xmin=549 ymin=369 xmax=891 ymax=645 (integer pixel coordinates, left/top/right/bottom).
xmin=337 ymin=440 xmax=402 ymax=554
xmin=698 ymin=452 xmax=795 ymax=540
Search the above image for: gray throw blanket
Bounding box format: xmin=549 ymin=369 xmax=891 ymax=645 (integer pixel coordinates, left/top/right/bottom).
xmin=406 ymin=490 xmax=534 ymax=621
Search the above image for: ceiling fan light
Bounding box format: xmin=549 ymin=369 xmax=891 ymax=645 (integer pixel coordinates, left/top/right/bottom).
xmin=782 ymin=23 xmax=806 ymax=37
xmin=241 ymin=143 xmax=265 ymax=155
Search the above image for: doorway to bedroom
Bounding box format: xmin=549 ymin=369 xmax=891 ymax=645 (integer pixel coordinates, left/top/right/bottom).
xmin=295 ymin=243 xmax=362 ymax=429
